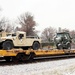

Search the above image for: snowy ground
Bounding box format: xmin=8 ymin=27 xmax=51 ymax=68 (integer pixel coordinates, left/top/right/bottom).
xmin=0 ymin=58 xmax=75 ymax=75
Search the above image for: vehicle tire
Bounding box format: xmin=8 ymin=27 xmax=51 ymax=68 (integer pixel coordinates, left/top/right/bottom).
xmin=3 ymin=41 xmax=13 ymax=50
xmin=32 ymin=42 xmax=40 ymax=50
xmin=67 ymin=43 xmax=71 ymax=49
xmin=56 ymin=44 xmax=62 ymax=49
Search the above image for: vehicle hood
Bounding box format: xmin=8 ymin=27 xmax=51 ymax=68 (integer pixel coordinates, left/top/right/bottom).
xmin=1 ymin=36 xmax=16 ymax=40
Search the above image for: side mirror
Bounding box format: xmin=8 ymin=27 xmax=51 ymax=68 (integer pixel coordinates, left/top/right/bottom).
xmin=12 ymin=34 xmax=16 ymax=36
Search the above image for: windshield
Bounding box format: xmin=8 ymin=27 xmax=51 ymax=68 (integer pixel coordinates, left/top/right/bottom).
xmin=6 ymin=33 xmax=16 ymax=37
xmin=56 ymin=33 xmax=70 ymax=39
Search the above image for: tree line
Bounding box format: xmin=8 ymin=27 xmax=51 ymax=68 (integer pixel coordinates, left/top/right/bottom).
xmin=0 ymin=11 xmax=37 ymax=36
xmin=0 ymin=9 xmax=75 ymax=43
xmin=42 ymin=27 xmax=75 ymax=43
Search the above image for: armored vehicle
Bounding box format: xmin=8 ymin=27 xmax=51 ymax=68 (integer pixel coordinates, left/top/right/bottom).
xmin=54 ymin=32 xmax=72 ymax=49
xmin=0 ymin=31 xmax=41 ymax=50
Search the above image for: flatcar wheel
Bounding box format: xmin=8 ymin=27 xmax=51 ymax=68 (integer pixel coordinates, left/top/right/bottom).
xmin=12 ymin=57 xmax=19 ymax=63
xmin=4 ymin=57 xmax=11 ymax=62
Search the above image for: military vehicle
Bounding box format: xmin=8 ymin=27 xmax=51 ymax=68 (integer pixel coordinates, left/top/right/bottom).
xmin=54 ymin=32 xmax=72 ymax=49
xmin=0 ymin=31 xmax=41 ymax=50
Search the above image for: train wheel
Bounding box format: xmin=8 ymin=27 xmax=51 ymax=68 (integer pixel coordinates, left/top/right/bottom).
xmin=16 ymin=53 xmax=30 ymax=62
xmin=4 ymin=57 xmax=11 ymax=62
xmin=12 ymin=57 xmax=19 ymax=63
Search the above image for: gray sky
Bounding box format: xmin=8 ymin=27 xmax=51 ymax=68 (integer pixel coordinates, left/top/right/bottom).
xmin=0 ymin=0 xmax=75 ymax=32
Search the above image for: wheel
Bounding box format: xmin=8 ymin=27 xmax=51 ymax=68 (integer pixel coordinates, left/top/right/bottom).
xmin=32 ymin=42 xmax=40 ymax=50
xmin=56 ymin=43 xmax=62 ymax=49
xmin=4 ymin=57 xmax=11 ymax=62
xmin=12 ymin=57 xmax=19 ymax=63
xmin=3 ymin=41 xmax=13 ymax=50
xmin=16 ymin=53 xmax=27 ymax=62
xmin=66 ymin=43 xmax=71 ymax=49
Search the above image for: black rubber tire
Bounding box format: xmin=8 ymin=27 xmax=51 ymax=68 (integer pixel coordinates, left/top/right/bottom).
xmin=67 ymin=43 xmax=71 ymax=49
xmin=3 ymin=41 xmax=13 ymax=50
xmin=56 ymin=44 xmax=62 ymax=49
xmin=32 ymin=42 xmax=40 ymax=50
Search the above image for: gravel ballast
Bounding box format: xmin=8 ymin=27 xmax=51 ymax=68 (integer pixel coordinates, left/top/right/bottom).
xmin=0 ymin=58 xmax=75 ymax=75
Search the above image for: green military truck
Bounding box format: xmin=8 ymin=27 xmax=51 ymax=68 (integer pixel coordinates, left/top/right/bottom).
xmin=54 ymin=32 xmax=72 ymax=49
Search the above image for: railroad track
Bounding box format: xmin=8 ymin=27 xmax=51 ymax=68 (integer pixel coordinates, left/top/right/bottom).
xmin=0 ymin=54 xmax=75 ymax=66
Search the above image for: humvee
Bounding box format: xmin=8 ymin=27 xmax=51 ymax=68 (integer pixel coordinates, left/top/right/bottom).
xmin=54 ymin=32 xmax=72 ymax=49
xmin=0 ymin=31 xmax=41 ymax=50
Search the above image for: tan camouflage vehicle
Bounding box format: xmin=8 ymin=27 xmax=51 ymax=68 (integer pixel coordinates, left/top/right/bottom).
xmin=0 ymin=30 xmax=41 ymax=50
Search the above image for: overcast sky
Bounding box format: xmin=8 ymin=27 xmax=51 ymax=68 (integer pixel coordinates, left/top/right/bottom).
xmin=0 ymin=0 xmax=75 ymax=32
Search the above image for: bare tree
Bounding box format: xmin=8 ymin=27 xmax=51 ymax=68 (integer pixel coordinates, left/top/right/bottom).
xmin=70 ymin=30 xmax=75 ymax=38
xmin=58 ymin=27 xmax=69 ymax=33
xmin=0 ymin=18 xmax=6 ymax=30
xmin=41 ymin=26 xmax=56 ymax=43
xmin=62 ymin=28 xmax=69 ymax=32
xmin=17 ymin=12 xmax=37 ymax=36
xmin=0 ymin=17 xmax=14 ymax=32
xmin=5 ymin=24 xmax=15 ymax=32
xmin=0 ymin=8 xmax=15 ymax=32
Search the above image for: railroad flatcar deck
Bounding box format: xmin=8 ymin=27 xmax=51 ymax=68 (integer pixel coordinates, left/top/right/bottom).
xmin=0 ymin=49 xmax=75 ymax=61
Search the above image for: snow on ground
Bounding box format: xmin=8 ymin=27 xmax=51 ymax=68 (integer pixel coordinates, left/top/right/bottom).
xmin=0 ymin=58 xmax=75 ymax=75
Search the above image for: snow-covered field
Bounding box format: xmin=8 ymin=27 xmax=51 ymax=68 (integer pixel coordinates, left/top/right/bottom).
xmin=0 ymin=58 xmax=75 ymax=75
